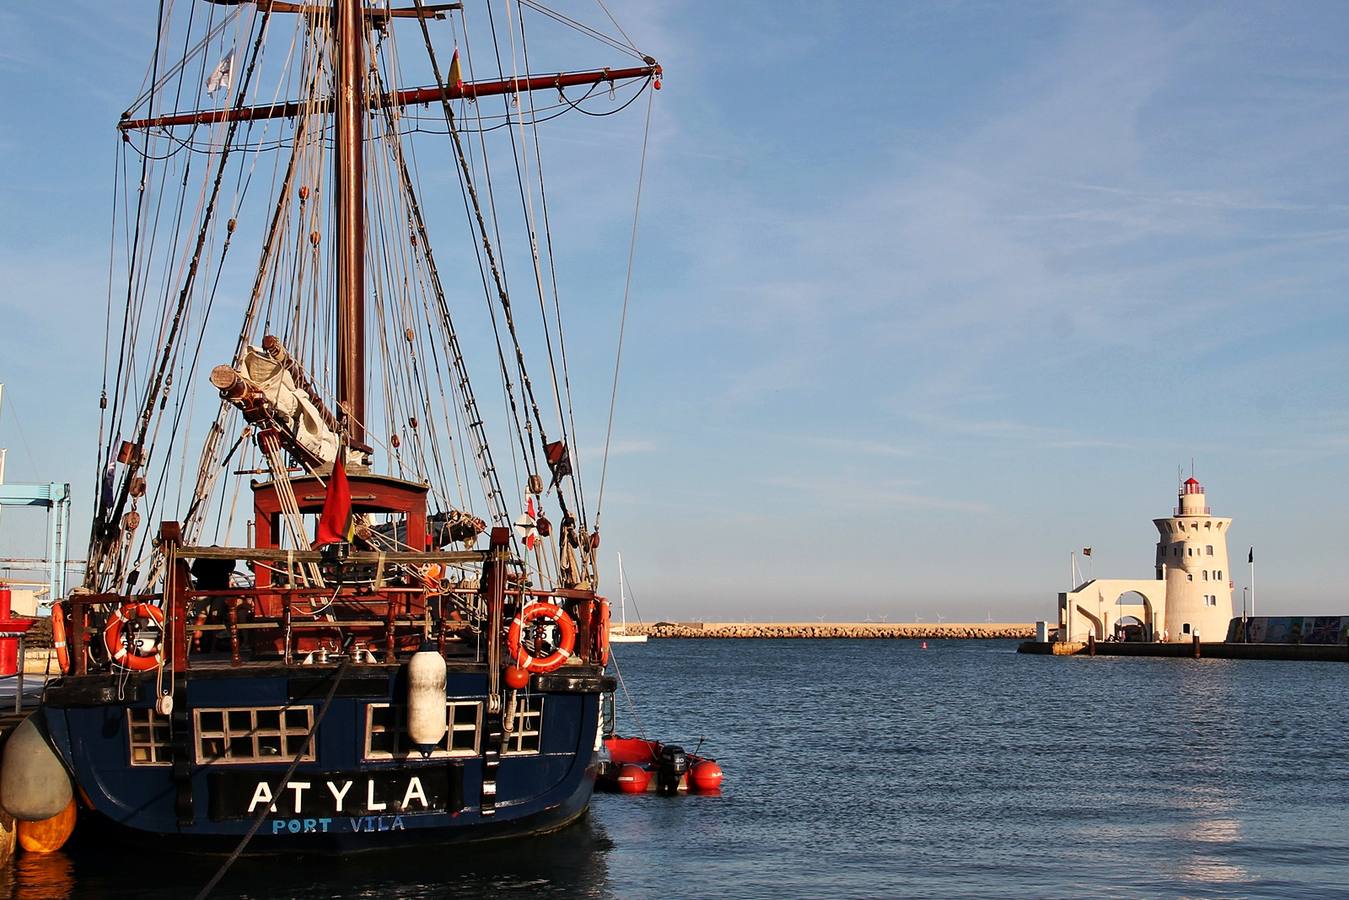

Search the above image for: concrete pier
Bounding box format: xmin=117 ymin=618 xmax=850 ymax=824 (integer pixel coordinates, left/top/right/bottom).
xmin=628 ymin=622 xmax=1034 ymax=639
xmin=1018 ymin=640 xmax=1349 ymax=661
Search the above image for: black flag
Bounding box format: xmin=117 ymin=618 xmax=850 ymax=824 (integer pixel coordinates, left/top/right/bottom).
xmin=1248 ymin=547 xmax=1254 ymax=563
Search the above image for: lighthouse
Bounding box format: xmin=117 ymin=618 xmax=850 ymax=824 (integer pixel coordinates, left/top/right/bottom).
xmin=1154 ymin=477 xmax=1233 ymax=641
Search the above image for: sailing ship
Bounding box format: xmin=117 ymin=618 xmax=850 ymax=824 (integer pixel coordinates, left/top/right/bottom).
xmin=609 ymin=553 xmax=646 ymax=643
xmin=2 ymin=0 xmax=660 ymax=851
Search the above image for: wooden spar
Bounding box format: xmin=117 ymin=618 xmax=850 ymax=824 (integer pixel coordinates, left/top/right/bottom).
xmin=117 ymin=64 xmax=661 ymax=131
xmin=206 ymin=1 xmax=461 ymax=20
xmin=249 ymin=1 xmax=456 ymax=16
xmin=335 ymin=0 xmax=366 ymax=444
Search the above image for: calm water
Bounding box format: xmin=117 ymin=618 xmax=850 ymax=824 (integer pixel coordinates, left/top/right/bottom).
xmin=4 ymin=640 xmax=1349 ymax=899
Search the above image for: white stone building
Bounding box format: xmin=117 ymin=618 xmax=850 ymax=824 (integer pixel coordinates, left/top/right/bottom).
xmin=1058 ymin=477 xmax=1235 ymax=642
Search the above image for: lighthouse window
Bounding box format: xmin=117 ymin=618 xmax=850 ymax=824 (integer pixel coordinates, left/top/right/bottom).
xmin=127 ymin=708 xmax=172 ymax=766
xmin=1187 ymin=574 xmax=1193 ymax=581
xmin=1217 ymin=570 xmax=1222 ymax=580
xmin=1206 ymin=545 xmax=1213 ymax=555
xmin=504 ymin=696 xmax=545 ymax=756
xmin=363 ymin=700 xmax=482 ymax=760
xmin=1203 ymin=570 xmax=1209 ymax=580
xmin=194 ymin=706 xmax=315 ymax=765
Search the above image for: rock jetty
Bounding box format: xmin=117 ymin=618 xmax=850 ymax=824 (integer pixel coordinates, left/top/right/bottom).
xmin=626 ymin=622 xmax=1034 ymax=640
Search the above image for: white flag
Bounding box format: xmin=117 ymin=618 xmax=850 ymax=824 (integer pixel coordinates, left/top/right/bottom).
xmin=206 ymin=51 xmax=234 ymax=97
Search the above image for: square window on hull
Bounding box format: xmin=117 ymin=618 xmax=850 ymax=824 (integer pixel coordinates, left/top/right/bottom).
xmin=127 ymin=708 xmax=172 ymax=766
xmin=364 ymin=701 xmax=483 ymax=760
xmin=504 ymin=696 xmax=545 ymax=756
xmin=193 ymin=705 xmax=315 ymax=765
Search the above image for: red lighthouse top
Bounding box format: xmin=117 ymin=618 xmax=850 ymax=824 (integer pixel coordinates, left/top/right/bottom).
xmin=1182 ymin=477 xmax=1203 ymax=495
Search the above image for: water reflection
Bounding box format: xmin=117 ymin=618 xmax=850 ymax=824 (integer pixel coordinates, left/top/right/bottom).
xmin=0 ymin=814 xmax=614 ymax=900
xmin=6 ymin=850 xmax=76 ymax=900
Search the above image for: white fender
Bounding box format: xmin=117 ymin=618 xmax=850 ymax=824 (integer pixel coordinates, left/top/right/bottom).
xmin=0 ymin=717 xmax=73 ymax=822
xmin=406 ymin=647 xmax=447 ymax=755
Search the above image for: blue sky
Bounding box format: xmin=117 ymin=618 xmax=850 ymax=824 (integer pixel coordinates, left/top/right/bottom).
xmin=2 ymin=2 xmax=1348 ymax=621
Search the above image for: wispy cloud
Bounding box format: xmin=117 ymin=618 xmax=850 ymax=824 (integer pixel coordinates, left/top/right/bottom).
xmin=762 ymin=475 xmax=992 ymax=515
xmin=583 ymin=438 xmax=656 ymax=461
xmin=793 ymin=435 xmax=916 ymax=458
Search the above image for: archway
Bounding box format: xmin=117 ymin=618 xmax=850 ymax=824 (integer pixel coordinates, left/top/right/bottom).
xmin=1113 ymin=590 xmax=1154 ymax=641
xmin=1114 ymin=615 xmax=1145 ymax=642
xmin=1074 ymin=605 xmax=1103 ymax=641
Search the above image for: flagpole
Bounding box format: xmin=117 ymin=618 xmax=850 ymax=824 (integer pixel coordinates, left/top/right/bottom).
xmin=1249 ymin=547 xmax=1256 ymax=618
xmin=1242 ymin=586 xmax=1248 ymax=643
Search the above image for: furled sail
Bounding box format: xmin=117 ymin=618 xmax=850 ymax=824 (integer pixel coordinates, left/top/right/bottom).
xmin=210 ymin=344 xmax=355 ymax=469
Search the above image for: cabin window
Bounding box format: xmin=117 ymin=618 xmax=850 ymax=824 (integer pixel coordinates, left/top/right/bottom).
xmin=127 ymin=708 xmax=172 ymax=766
xmin=503 ymin=695 xmax=544 ymax=756
xmin=363 ymin=701 xmax=482 ymax=760
xmin=194 ymin=706 xmax=315 ymax=765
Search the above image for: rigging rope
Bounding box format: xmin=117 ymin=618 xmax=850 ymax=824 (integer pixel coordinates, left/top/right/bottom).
xmin=91 ymin=8 xmax=273 ymax=591
xmin=595 ymin=85 xmax=654 ymax=527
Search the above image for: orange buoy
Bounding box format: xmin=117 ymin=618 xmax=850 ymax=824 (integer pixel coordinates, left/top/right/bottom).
xmin=616 ymin=764 xmax=651 ymax=794
xmin=689 ymin=760 xmax=724 ymax=792
xmin=503 ymin=665 xmax=531 ymax=690
xmin=16 ymin=798 xmax=76 ymax=854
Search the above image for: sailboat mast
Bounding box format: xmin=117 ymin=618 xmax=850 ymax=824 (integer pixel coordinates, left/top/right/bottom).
xmin=334 ymin=0 xmax=366 ymax=444
xmin=618 ymin=552 xmax=626 ymax=628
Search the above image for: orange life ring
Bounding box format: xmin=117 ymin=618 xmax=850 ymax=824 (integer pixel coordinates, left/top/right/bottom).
xmin=506 ymin=603 xmax=576 ymax=674
xmin=421 ymin=563 xmax=445 ymax=592
xmin=51 ymin=600 xmax=71 ymax=674
xmin=103 ymin=602 xmax=165 ymax=671
xmin=595 ymin=600 xmax=611 ymax=667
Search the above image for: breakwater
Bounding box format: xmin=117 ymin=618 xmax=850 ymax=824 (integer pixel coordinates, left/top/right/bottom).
xmin=628 ymin=622 xmax=1034 ymax=639
xmin=1019 ymin=639 xmax=1349 ymax=661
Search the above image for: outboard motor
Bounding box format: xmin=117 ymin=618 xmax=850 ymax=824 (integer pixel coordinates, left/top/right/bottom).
xmin=656 ymin=744 xmax=688 ymax=794
xmin=600 ymin=692 xmax=617 ymax=738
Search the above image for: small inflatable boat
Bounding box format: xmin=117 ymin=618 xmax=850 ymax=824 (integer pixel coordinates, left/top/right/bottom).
xmin=596 ymin=736 xmax=724 ymax=795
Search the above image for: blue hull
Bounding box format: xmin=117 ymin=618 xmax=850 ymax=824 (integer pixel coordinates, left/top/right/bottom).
xmin=40 ymin=665 xmax=608 ymax=852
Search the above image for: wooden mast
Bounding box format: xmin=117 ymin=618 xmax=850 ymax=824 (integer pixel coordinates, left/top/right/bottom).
xmin=334 ymin=0 xmax=366 ymax=444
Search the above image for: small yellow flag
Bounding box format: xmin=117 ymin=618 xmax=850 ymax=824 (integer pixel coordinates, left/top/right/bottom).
xmin=448 ymin=47 xmax=463 ymax=89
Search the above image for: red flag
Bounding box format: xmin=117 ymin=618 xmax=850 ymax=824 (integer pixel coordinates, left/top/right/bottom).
xmin=315 ymin=454 xmax=353 ymax=546
xmin=514 ymin=497 xmax=539 ymax=551
xmin=525 ymin=497 xmax=537 ymax=551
